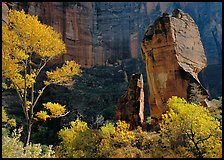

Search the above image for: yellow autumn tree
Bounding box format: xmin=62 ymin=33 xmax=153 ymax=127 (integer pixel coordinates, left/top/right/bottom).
xmin=56 ymin=118 xmax=99 ymax=158
xmin=2 ymin=9 xmax=81 ymax=146
xmin=57 ymin=119 xmax=138 ymax=158
xmin=160 ymin=96 xmax=222 ymax=158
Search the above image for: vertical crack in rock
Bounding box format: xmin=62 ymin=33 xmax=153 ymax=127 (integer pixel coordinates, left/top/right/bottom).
xmin=141 ymin=9 xmax=209 ymax=123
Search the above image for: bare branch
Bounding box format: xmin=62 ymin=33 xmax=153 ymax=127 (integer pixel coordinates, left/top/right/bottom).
xmin=32 ymin=84 xmax=49 ymax=109
xmin=51 ymin=111 xmax=70 ymax=119
xmin=35 ymin=59 xmax=47 ymax=80
xmin=11 ymin=82 xmax=29 ymax=120
xmin=195 ymin=134 xmax=212 ymax=145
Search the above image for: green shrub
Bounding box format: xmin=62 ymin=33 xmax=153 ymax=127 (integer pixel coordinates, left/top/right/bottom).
xmin=2 ymin=128 xmax=56 ymax=158
xmin=56 ymin=118 xmax=99 ymax=158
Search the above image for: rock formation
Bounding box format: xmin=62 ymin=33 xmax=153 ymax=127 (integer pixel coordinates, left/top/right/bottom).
xmin=3 ymin=2 xmax=221 ymax=98
xmin=141 ymin=9 xmax=208 ymax=122
xmin=2 ymin=2 xmax=9 ymax=25
xmin=115 ymin=74 xmax=144 ymax=130
xmin=5 ymin=2 xmax=221 ymax=66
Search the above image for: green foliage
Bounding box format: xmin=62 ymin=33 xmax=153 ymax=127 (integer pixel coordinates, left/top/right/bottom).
xmin=188 ymin=82 xmax=204 ymax=103
xmin=160 ymin=96 xmax=222 ymax=158
xmin=2 ymin=106 xmax=8 ymax=123
xmin=2 ymin=82 xmax=8 ymax=91
xmin=56 ymin=118 xmax=99 ymax=158
xmin=146 ymin=116 xmax=152 ymax=124
xmin=56 ymin=119 xmax=162 ymax=158
xmin=2 ymin=106 xmax=17 ymax=128
xmin=56 ymin=112 xmax=222 ymax=158
xmin=207 ymin=96 xmax=222 ymax=124
xmin=2 ymin=128 xmax=56 ymax=158
xmin=2 ymin=107 xmax=55 ymax=158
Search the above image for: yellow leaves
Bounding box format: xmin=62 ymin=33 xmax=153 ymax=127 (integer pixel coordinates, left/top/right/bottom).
xmin=58 ymin=127 xmax=75 ymax=145
xmin=100 ymin=123 xmax=115 ymax=138
xmin=176 ymin=146 xmax=195 ymax=158
xmin=7 ymin=118 xmax=17 ymax=128
xmin=46 ymin=61 xmax=81 ymax=85
xmin=98 ymin=139 xmax=111 ymax=153
xmin=43 ymin=102 xmax=65 ymax=118
xmin=113 ymin=120 xmax=135 ymax=144
xmin=35 ymin=102 xmax=66 ymax=121
xmin=38 ymin=90 xmax=43 ymax=95
xmin=43 ymin=81 xmax=50 ymax=86
xmin=160 ymin=96 xmax=222 ymax=158
xmin=2 ymin=106 xmax=8 ymax=123
xmin=69 ymin=119 xmax=88 ymax=132
xmin=2 ymin=106 xmax=17 ymax=127
xmin=97 ymin=120 xmax=136 ymax=156
xmin=26 ymin=101 xmax=32 ymax=110
xmin=58 ymin=118 xmax=89 ymax=145
xmin=35 ymin=111 xmax=50 ymax=121
xmin=6 ymin=9 xmax=66 ymax=58
xmin=8 ymin=72 xmax=36 ymax=92
xmin=2 ymin=9 xmax=72 ymax=92
xmin=116 ymin=120 xmax=130 ymax=131
xmin=2 ymin=9 xmax=81 ymax=96
xmin=25 ymin=72 xmax=36 ymax=88
xmin=3 ymin=9 xmax=82 ymax=148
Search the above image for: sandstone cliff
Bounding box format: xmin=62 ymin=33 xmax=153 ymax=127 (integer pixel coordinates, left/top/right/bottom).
xmin=141 ymin=9 xmax=208 ymax=122
xmin=4 ymin=2 xmax=221 ymax=67
xmin=2 ymin=2 xmax=222 ymax=98
xmin=2 ymin=2 xmax=8 ymax=25
xmin=115 ymin=74 xmax=144 ymax=130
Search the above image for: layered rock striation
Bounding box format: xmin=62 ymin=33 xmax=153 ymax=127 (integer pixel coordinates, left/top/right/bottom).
xmin=141 ymin=9 xmax=208 ymax=122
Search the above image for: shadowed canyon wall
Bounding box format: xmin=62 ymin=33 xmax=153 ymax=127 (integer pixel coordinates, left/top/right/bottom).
xmin=2 ymin=2 xmax=222 ymax=99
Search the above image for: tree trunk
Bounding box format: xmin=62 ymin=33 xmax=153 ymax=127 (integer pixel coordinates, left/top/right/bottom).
xmin=24 ymin=119 xmax=32 ymax=147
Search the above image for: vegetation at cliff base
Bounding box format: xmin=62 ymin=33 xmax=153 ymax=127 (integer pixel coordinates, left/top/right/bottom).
xmin=2 ymin=96 xmax=222 ymax=158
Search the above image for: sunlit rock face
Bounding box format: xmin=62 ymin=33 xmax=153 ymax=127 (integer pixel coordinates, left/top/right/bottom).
xmin=7 ymin=2 xmax=221 ymax=67
xmin=141 ymin=9 xmax=208 ymax=122
xmin=2 ymin=2 xmax=9 ymax=25
xmin=3 ymin=2 xmax=222 ymax=98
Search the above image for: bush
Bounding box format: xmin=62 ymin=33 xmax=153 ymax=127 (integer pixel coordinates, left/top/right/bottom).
xmin=2 ymin=128 xmax=55 ymax=158
xmin=2 ymin=108 xmax=55 ymax=158
xmin=160 ymin=96 xmax=222 ymax=158
xmin=56 ymin=118 xmax=99 ymax=158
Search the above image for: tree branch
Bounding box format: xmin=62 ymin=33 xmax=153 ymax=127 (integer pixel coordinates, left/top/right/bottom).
xmin=11 ymin=82 xmax=28 ymax=120
xmin=35 ymin=58 xmax=47 ymax=80
xmin=32 ymin=84 xmax=49 ymax=109
xmin=51 ymin=111 xmax=70 ymax=119
xmin=195 ymin=134 xmax=212 ymax=145
xmin=24 ymin=59 xmax=28 ymax=119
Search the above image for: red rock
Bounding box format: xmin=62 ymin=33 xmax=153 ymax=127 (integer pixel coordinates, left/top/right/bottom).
xmin=115 ymin=74 xmax=144 ymax=130
xmin=141 ymin=9 xmax=208 ymax=122
xmin=2 ymin=2 xmax=9 ymax=25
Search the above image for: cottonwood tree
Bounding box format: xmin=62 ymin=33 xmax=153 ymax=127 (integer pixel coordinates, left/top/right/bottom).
xmin=2 ymin=9 xmax=81 ymax=146
xmin=160 ymin=96 xmax=222 ymax=158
